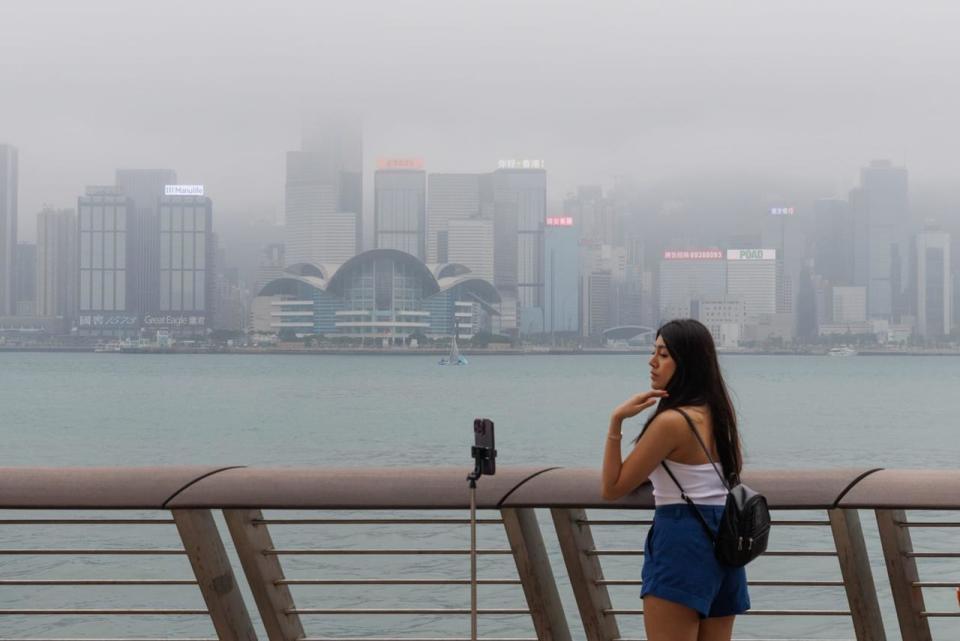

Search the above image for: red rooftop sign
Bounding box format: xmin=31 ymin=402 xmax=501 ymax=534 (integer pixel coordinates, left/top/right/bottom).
xmin=546 ymin=216 xmax=574 ymax=227
xmin=376 ymin=158 xmax=424 ymax=170
xmin=662 ymin=250 xmax=724 ymax=260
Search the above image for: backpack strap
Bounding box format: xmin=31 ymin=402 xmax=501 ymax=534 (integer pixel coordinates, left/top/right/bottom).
xmin=659 ymin=408 xmax=730 ymax=545
xmin=672 ymin=407 xmax=730 ymax=491
xmin=660 ymin=460 xmax=717 ymax=544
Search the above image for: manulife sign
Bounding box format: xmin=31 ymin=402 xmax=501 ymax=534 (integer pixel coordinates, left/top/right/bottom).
xmin=727 ymin=249 xmax=776 ymax=261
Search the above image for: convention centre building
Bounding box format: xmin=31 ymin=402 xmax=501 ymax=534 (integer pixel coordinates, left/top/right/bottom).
xmin=256 ymin=249 xmax=501 ymax=342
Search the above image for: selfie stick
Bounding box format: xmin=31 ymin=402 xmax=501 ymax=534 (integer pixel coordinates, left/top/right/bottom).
xmin=467 ymin=435 xmax=496 ymax=641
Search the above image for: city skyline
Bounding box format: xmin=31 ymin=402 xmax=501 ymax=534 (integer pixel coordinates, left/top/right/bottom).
xmin=5 ymin=2 xmax=960 ymax=237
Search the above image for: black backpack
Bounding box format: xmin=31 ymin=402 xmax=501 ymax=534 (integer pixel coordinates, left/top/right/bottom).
xmin=660 ymin=408 xmax=770 ymax=567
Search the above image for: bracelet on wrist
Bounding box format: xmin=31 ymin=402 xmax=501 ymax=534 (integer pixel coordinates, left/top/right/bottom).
xmin=607 ymin=432 xmax=622 ymax=441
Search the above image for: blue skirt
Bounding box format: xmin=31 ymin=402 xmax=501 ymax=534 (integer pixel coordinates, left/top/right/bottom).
xmin=640 ymin=504 xmax=751 ymax=618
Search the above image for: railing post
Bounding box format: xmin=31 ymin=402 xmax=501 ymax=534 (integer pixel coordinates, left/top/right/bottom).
xmin=550 ymin=508 xmax=620 ymax=641
xmin=828 ymin=508 xmax=886 ymax=641
xmin=172 ymin=509 xmax=258 ymax=641
xmin=224 ymin=509 xmax=306 ymax=641
xmin=501 ymin=507 xmax=572 ymax=641
xmin=875 ymin=509 xmax=932 ymax=641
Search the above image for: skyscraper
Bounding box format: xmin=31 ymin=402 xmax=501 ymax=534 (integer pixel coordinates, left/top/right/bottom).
xmin=115 ymin=169 xmax=177 ymax=316
xmin=78 ymin=186 xmax=136 ymax=333
xmin=851 ymin=160 xmax=910 ymax=320
xmin=374 ymin=159 xmax=425 ymax=259
xmin=36 ymin=208 xmax=78 ymax=320
xmin=915 ymin=229 xmax=952 ymax=338
xmin=425 ymin=173 xmax=492 ymax=263
xmin=254 ymin=244 xmax=286 ymax=295
xmin=582 ymin=270 xmax=612 ymax=336
xmin=565 ymin=186 xmax=620 ymax=245
xmin=492 ymin=163 xmax=546 ymax=331
xmin=153 ymin=194 xmax=213 ymax=334
xmin=544 ymin=215 xmax=579 ymax=333
xmin=726 ymin=249 xmax=777 ymax=319
xmin=447 ymin=218 xmax=494 ymax=281
xmin=813 ymin=198 xmax=854 ymax=286
xmin=658 ymin=250 xmax=727 ymax=323
xmin=0 ymin=144 xmax=17 ymax=316
xmin=286 ymin=115 xmax=362 ymax=263
xmin=15 ymin=243 xmax=36 ymax=316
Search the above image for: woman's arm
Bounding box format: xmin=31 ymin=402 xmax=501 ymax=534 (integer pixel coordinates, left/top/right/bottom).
xmin=601 ymin=405 xmax=682 ymax=501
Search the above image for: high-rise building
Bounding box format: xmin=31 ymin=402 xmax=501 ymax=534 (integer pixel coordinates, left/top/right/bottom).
xmin=285 ymin=152 xmax=357 ymax=265
xmin=831 ymin=286 xmax=867 ymax=324
xmin=726 ymin=249 xmax=777 ymax=319
xmin=153 ymin=194 xmax=214 ymax=334
xmin=0 ymin=144 xmax=17 ymax=316
xmin=286 ymin=115 xmax=362 ymax=262
xmin=851 ymin=160 xmax=910 ymax=320
xmin=14 ymin=243 xmax=36 ymax=316
xmin=115 ymin=169 xmax=177 ymax=316
xmin=254 ymin=244 xmax=286 ymax=295
xmin=762 ymin=206 xmax=805 ymax=315
xmin=915 ymin=229 xmax=952 ymax=338
xmin=582 ymin=270 xmax=612 ymax=336
xmin=544 ymin=215 xmax=579 ymax=334
xmin=303 ymin=114 xmax=363 ymax=246
xmin=77 ymin=186 xmax=136 ymax=333
xmin=658 ymin=249 xmax=726 ymax=323
xmin=425 ymin=173 xmax=492 ymax=263
xmin=374 ymin=159 xmax=426 ymax=259
xmin=691 ymin=299 xmax=745 ymax=348
xmin=447 ymin=218 xmax=494 ymax=281
xmin=36 ymin=208 xmax=79 ymax=320
xmin=565 ymin=186 xmax=620 ymax=245
xmin=795 ymin=267 xmax=818 ymax=341
xmin=492 ymin=164 xmax=546 ymax=325
xmin=813 ymin=199 xmax=854 ymax=286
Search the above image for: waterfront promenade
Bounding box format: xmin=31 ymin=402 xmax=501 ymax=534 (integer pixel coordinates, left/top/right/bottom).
xmin=0 ymin=466 xmax=957 ymax=641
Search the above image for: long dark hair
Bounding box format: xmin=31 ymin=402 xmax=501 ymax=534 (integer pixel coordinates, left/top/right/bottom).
xmin=636 ymin=318 xmax=743 ymax=478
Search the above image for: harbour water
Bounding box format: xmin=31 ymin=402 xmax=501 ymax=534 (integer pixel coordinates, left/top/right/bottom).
xmin=0 ymin=352 xmax=957 ymax=639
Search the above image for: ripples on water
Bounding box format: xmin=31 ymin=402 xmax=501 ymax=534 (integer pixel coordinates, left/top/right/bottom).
xmin=1 ymin=353 xmax=958 ymax=638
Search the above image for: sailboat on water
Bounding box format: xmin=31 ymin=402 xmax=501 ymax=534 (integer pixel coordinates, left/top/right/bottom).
xmin=439 ymin=334 xmax=468 ymax=366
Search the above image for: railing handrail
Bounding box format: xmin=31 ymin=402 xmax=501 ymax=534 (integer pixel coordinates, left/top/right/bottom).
xmin=0 ymin=466 xmax=957 ymax=509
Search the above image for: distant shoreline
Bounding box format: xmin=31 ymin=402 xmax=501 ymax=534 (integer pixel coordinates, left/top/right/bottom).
xmin=2 ymin=346 xmax=960 ymax=357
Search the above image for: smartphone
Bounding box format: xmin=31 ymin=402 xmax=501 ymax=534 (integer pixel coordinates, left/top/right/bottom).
xmin=473 ymin=418 xmax=496 ymax=476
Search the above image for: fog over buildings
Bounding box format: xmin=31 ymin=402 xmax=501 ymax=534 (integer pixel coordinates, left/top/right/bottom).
xmin=1 ymin=1 xmax=959 ymax=343
xmin=3 ymin=0 xmax=960 ymax=238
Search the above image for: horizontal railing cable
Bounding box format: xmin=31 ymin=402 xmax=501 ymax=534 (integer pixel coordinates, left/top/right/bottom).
xmin=578 ymin=519 xmax=831 ymax=526
xmin=0 ymin=579 xmax=197 ymax=585
xmin=596 ymin=579 xmax=846 ymax=587
xmin=0 ymin=549 xmax=185 ymax=555
xmin=255 ymin=518 xmax=504 ymax=525
xmin=0 ymin=519 xmax=176 ymax=525
xmin=298 ymin=638 xmax=537 ymax=641
xmin=604 ymin=609 xmax=853 ymax=616
xmin=0 ymin=609 xmax=209 ymax=615
xmin=265 ymin=548 xmax=513 ymax=555
xmin=276 ymin=578 xmax=521 ymax=585
xmin=586 ymin=549 xmax=839 ymax=557
xmin=287 ymin=608 xmax=531 ymax=615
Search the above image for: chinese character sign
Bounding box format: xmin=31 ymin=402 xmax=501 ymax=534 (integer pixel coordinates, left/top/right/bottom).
xmin=662 ymin=250 xmax=724 ymax=260
xmin=497 ymin=159 xmax=544 ymax=170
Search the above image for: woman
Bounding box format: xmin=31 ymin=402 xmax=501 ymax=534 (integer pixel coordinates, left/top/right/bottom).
xmin=601 ymin=318 xmax=749 ymax=641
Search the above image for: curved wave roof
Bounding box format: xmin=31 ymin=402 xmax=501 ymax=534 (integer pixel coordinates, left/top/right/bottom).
xmin=257 ymin=250 xmax=498 ymax=302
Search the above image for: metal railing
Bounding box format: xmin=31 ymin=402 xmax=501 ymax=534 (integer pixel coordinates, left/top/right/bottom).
xmin=0 ymin=466 xmax=957 ymax=641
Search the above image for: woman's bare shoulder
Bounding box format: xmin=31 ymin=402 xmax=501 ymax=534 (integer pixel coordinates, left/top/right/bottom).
xmin=646 ymin=408 xmax=690 ymax=433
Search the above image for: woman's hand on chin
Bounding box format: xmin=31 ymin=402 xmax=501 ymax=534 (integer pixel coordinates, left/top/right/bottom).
xmin=612 ymin=389 xmax=668 ymax=421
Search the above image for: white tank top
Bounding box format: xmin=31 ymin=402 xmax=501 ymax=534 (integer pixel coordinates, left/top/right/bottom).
xmin=648 ymin=460 xmax=728 ymax=506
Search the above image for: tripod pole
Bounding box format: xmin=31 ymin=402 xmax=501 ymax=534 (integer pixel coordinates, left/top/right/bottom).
xmin=470 ymin=478 xmax=478 ymax=641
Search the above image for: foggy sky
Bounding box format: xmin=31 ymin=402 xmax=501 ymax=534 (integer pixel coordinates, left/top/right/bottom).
xmin=3 ymin=0 xmax=960 ymax=241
